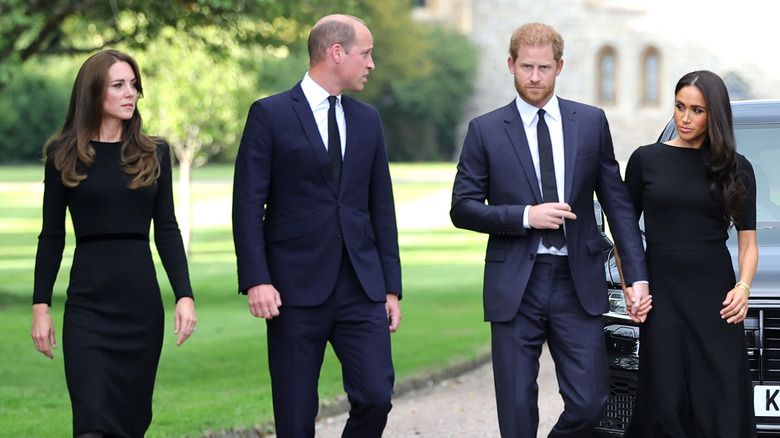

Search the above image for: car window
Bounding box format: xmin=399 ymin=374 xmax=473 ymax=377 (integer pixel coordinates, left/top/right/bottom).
xmin=735 ymin=125 xmax=780 ymax=224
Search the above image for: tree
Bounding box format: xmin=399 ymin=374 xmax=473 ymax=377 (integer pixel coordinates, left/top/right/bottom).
xmin=0 ymin=0 xmax=349 ymax=93
xmin=350 ymin=0 xmax=479 ymax=160
xmin=0 ymin=57 xmax=79 ymax=163
xmin=1 ymin=0 xmax=478 ymax=165
xmin=374 ymin=27 xmax=478 ymax=161
xmin=133 ymin=27 xmax=258 ymax=253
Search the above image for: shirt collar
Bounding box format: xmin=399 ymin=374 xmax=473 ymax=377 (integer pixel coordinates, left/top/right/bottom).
xmin=515 ymin=94 xmax=561 ymax=127
xmin=301 ymin=72 xmax=340 ymax=107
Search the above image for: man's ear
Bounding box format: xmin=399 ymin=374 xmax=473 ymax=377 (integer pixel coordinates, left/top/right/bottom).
xmin=330 ymin=44 xmax=344 ymax=64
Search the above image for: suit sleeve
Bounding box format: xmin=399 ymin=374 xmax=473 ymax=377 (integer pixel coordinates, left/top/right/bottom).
xmin=368 ymin=113 xmax=403 ymax=297
xmin=624 ymin=148 xmax=644 ymax=220
xmin=152 ymin=141 xmax=194 ymax=301
xmin=593 ymin=112 xmax=647 ymax=284
xmin=450 ymin=118 xmax=529 ymax=236
xmin=232 ymin=101 xmax=273 ymax=293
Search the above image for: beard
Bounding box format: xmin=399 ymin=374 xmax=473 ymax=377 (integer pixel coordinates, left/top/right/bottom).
xmin=514 ymin=76 xmax=554 ymax=108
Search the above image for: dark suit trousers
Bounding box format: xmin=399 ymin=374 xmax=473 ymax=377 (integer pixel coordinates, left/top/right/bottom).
xmin=266 ymin=249 xmax=394 ymax=438
xmin=490 ymin=255 xmax=609 ymax=438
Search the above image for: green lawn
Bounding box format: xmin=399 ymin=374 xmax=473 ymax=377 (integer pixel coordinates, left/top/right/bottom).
xmin=0 ymin=162 xmax=491 ymax=437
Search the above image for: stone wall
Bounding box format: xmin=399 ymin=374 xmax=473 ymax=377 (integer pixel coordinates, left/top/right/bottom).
xmin=420 ymin=0 xmax=780 ymax=163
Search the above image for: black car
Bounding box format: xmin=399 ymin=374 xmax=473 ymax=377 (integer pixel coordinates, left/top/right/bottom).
xmin=594 ymin=100 xmax=780 ymax=437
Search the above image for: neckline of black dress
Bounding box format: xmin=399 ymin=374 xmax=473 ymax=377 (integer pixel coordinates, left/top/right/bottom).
xmin=658 ymin=141 xmax=702 ymax=151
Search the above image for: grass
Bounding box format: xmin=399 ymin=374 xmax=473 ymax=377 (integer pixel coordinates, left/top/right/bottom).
xmin=0 ymin=162 xmax=490 ymax=437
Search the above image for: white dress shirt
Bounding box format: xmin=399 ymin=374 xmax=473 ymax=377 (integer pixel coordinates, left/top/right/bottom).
xmin=516 ymin=94 xmax=567 ymax=255
xmin=300 ymin=72 xmax=345 ymax=158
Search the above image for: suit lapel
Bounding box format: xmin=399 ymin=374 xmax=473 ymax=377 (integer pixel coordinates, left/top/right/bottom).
xmin=504 ymin=103 xmax=543 ymax=204
xmin=290 ymin=84 xmax=339 ymax=195
xmin=340 ymin=97 xmax=358 ymax=197
xmin=559 ymin=99 xmax=579 ymax=203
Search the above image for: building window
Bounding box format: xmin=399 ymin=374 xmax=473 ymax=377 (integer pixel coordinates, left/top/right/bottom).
xmin=598 ymin=47 xmax=617 ymax=105
xmin=641 ymin=48 xmax=660 ymax=106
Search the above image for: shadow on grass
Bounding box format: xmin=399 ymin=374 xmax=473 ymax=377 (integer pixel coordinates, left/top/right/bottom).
xmin=0 ymin=290 xmax=30 ymax=308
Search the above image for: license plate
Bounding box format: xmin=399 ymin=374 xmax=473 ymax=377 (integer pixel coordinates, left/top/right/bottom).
xmin=755 ymin=385 xmax=780 ymax=416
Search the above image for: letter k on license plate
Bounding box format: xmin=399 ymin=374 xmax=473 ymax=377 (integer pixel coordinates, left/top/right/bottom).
xmin=755 ymin=385 xmax=780 ymax=416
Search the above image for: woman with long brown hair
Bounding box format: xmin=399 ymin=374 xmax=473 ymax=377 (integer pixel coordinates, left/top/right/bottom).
xmin=30 ymin=49 xmax=197 ymax=438
xmin=623 ymin=70 xmax=757 ymax=436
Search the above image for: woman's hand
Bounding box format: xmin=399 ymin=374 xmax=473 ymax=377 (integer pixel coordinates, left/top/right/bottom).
xmin=174 ymin=297 xmax=197 ymax=346
xmin=31 ymin=303 xmax=56 ymax=359
xmin=722 ymin=286 xmax=749 ymax=324
xmin=623 ymin=283 xmax=652 ymax=323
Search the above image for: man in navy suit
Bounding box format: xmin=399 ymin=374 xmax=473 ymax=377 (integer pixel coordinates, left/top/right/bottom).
xmin=232 ymin=14 xmax=402 ymax=438
xmin=451 ymin=23 xmax=650 ymax=437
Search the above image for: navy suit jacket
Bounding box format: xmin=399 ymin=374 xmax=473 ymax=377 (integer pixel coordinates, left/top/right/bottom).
xmin=232 ymin=82 xmax=402 ymax=305
xmin=451 ymin=98 xmax=647 ymax=321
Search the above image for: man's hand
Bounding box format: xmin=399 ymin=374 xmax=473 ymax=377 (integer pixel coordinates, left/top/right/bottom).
xmin=528 ymin=202 xmax=577 ymax=229
xmin=386 ymin=293 xmax=402 ymax=333
xmin=624 ymin=282 xmax=652 ymax=323
xmin=248 ymin=284 xmax=282 ymax=319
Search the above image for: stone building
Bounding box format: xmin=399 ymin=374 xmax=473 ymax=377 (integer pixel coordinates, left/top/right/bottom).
xmin=413 ymin=0 xmax=780 ymax=161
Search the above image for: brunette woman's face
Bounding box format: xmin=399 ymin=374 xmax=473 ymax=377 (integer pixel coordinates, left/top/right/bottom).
xmin=102 ymin=61 xmax=138 ymax=124
xmin=673 ymin=85 xmax=708 ymax=148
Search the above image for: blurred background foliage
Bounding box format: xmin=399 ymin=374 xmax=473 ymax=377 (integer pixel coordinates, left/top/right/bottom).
xmin=0 ymin=0 xmax=478 ymax=164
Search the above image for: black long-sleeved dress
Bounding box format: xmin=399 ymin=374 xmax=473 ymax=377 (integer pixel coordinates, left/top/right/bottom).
xmin=623 ymin=142 xmax=757 ymax=437
xmin=33 ymin=140 xmax=193 ymax=437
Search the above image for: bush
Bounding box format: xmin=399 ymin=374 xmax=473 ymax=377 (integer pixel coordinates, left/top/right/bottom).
xmin=0 ymin=57 xmax=78 ymax=163
xmin=366 ymin=27 xmax=478 ymax=162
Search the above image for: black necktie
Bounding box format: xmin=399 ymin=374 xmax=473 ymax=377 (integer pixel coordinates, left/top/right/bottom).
xmin=537 ymin=109 xmax=565 ymax=249
xmin=328 ymin=96 xmax=342 ymax=187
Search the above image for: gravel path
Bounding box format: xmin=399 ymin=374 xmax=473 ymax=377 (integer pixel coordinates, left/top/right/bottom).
xmin=305 ymin=345 xmax=563 ymax=437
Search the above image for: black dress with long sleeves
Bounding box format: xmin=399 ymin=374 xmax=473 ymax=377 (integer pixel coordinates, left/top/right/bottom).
xmin=623 ymin=142 xmax=757 ymax=437
xmin=33 ymin=140 xmax=193 ymax=437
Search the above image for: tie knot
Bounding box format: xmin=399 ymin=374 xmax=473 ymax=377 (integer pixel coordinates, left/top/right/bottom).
xmin=328 ymin=95 xmax=338 ymax=108
xmin=538 ymin=108 xmax=546 ymax=119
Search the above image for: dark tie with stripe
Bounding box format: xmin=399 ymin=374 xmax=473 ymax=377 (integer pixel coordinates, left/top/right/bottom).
xmin=328 ymin=96 xmax=342 ymax=187
xmin=537 ymin=109 xmax=565 ymax=249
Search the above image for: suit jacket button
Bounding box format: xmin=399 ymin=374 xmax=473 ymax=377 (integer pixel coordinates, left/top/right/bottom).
xmin=529 ymin=254 xmax=535 ymax=260
xmin=336 ymin=232 xmax=343 ymax=239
